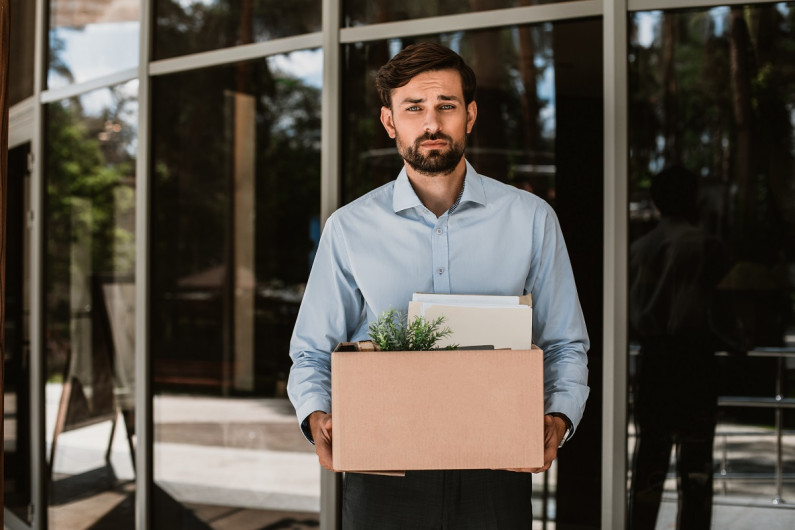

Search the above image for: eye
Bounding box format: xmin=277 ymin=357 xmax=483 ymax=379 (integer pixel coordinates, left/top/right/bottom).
xmin=439 ymin=104 xmax=455 ymax=110
xmin=406 ymin=105 xmax=421 ymax=112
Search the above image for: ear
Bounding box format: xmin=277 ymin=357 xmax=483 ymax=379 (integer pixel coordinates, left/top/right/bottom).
xmin=466 ymin=101 xmax=477 ymax=134
xmin=380 ymin=106 xmax=396 ymax=139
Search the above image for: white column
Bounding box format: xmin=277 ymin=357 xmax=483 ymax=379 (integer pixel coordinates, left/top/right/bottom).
xmin=135 ymin=0 xmax=153 ymax=527
xmin=602 ymin=1 xmax=629 ymax=529
xmin=30 ymin=0 xmax=47 ymax=526
xmin=320 ymin=0 xmax=342 ymax=528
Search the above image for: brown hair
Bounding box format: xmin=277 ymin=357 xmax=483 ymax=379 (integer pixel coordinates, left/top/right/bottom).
xmin=375 ymin=42 xmax=477 ymax=108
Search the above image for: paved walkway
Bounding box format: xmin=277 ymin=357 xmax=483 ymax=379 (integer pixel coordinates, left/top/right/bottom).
xmin=35 ymin=385 xmax=795 ymax=529
xmin=48 ymin=387 xmax=321 ymax=514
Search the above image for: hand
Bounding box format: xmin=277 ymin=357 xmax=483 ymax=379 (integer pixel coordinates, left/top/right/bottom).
xmin=309 ymin=411 xmax=334 ymax=471
xmin=507 ymin=414 xmax=568 ymax=473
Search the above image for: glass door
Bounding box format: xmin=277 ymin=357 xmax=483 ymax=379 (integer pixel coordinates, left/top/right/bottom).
xmin=627 ymin=5 xmax=795 ymax=529
xmin=4 ymin=143 xmax=33 ymax=526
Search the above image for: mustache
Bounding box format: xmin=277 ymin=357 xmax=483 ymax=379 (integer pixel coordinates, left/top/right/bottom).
xmin=415 ymin=132 xmax=454 ymax=144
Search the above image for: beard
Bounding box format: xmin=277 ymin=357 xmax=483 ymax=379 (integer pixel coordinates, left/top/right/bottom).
xmin=396 ymin=131 xmax=466 ymax=176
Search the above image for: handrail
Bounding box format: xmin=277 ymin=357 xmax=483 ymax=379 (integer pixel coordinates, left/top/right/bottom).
xmin=717 ymin=396 xmax=795 ymax=408
xmin=715 ymin=349 xmax=792 ymax=504
xmin=629 ymin=345 xmax=795 ymax=505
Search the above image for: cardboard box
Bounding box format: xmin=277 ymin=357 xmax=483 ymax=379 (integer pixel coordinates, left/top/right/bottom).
xmin=331 ymin=345 xmax=544 ymax=472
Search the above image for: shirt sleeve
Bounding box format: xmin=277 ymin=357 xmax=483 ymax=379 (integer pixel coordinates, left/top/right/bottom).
xmin=287 ymin=213 xmax=365 ymax=443
xmin=525 ymin=204 xmax=590 ymax=436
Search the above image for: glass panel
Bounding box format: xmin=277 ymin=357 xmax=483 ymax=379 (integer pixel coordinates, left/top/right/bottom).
xmin=341 ymin=20 xmax=604 ymax=526
xmin=628 ymin=4 xmax=795 ymax=528
xmin=4 ymin=144 xmax=32 ymax=523
xmin=9 ymin=0 xmax=36 ymax=105
xmin=343 ymin=0 xmax=585 ymax=27
xmin=48 ymin=0 xmax=140 ymax=90
xmin=153 ymin=0 xmax=322 ymax=61
xmin=150 ymin=50 xmax=322 ymax=527
xmin=45 ymin=81 xmax=138 ymax=528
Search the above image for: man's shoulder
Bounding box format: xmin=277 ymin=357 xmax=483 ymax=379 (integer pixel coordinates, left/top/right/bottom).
xmin=476 ymin=172 xmax=554 ymax=214
xmin=328 ymin=180 xmax=396 ymax=224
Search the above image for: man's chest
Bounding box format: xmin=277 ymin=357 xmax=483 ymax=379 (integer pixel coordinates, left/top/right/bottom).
xmin=343 ymin=214 xmax=533 ymax=311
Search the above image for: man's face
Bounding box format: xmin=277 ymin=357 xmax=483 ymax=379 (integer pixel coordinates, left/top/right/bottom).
xmin=380 ymin=69 xmax=477 ymax=176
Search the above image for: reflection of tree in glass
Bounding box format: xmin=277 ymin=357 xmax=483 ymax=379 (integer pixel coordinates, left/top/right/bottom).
xmin=628 ymin=5 xmax=795 ymax=346
xmin=154 ymin=0 xmax=322 ymax=59
xmin=256 ymin=62 xmax=322 ymax=285
xmin=151 ymin=58 xmax=320 ymax=285
xmin=150 ymin=56 xmax=321 ymax=395
xmin=468 ymin=18 xmax=554 ymax=191
xmin=47 ymin=32 xmax=73 ymax=85
xmin=343 ymin=0 xmax=548 ymax=26
xmin=46 ymin=87 xmax=137 ymax=376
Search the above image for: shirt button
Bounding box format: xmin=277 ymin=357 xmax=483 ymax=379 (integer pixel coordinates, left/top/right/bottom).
xmin=436 ymin=228 xmax=443 ymax=235
xmin=438 ymin=268 xmax=444 ymax=274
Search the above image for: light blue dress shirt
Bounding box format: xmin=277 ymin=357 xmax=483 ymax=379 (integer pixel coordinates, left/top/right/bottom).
xmin=288 ymin=160 xmax=590 ymax=440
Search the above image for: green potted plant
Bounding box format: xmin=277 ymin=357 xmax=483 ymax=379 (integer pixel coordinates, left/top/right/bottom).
xmin=368 ymin=309 xmax=457 ymax=351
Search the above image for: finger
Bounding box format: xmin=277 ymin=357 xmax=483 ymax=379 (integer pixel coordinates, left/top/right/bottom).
xmin=316 ymin=439 xmax=334 ymax=470
xmin=320 ymin=416 xmax=333 ymax=441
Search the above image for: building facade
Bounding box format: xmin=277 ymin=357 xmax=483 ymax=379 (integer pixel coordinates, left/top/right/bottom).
xmin=4 ymin=0 xmax=795 ymax=528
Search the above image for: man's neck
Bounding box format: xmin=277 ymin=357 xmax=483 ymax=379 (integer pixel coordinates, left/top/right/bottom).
xmin=405 ymin=158 xmax=467 ymax=217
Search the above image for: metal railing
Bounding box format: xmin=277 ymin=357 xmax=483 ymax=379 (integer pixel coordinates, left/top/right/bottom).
xmin=628 ymin=345 xmax=795 ymax=506
xmin=715 ymin=348 xmax=795 ymax=504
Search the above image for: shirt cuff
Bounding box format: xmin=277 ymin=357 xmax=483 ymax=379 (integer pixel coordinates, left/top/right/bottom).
xmin=547 ymin=412 xmax=573 ymax=447
xmin=300 ymin=415 xmax=315 ymax=444
xmin=296 ymin=398 xmax=331 ymax=444
xmin=299 ymin=408 xmax=330 ymax=445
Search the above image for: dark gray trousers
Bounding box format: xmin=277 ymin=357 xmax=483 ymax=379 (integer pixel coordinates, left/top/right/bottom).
xmin=342 ymin=469 xmax=534 ymax=529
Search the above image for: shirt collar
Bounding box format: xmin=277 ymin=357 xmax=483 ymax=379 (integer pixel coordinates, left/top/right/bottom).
xmin=392 ymin=166 xmax=423 ymax=213
xmin=460 ymin=160 xmax=487 ymax=208
xmin=392 ymin=159 xmax=487 ymax=214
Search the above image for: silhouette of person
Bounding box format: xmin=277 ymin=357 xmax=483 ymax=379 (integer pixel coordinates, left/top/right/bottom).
xmin=628 ymin=165 xmax=739 ymax=529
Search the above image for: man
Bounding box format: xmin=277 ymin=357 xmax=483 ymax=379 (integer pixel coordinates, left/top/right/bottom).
xmin=288 ymin=42 xmax=589 ymax=528
xmin=628 ymin=166 xmax=742 ymax=529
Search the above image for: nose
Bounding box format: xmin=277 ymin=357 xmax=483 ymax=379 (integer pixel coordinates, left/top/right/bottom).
xmin=423 ymin=109 xmax=440 ymax=133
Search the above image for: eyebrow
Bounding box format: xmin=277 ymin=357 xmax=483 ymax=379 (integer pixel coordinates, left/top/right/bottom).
xmin=399 ymin=94 xmax=462 ymax=105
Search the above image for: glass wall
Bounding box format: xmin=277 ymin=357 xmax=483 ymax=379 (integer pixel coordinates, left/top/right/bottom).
xmin=44 ymin=81 xmax=138 ymax=528
xmin=627 ymin=3 xmax=795 ymax=528
xmin=153 ymin=0 xmax=322 ymax=60
xmin=149 ymin=50 xmax=322 ymax=527
xmin=341 ymin=18 xmax=605 ymax=526
xmin=343 ymin=0 xmax=587 ymax=27
xmin=48 ymin=0 xmax=140 ymax=89
xmin=11 ymin=1 xmax=795 ymax=529
xmin=9 ymin=0 xmax=36 ymax=105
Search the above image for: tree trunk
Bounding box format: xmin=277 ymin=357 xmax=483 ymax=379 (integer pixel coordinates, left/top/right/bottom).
xmin=468 ymin=0 xmax=508 ymax=179
xmin=729 ymin=6 xmax=756 ymax=231
xmin=661 ymin=13 xmax=679 ymax=164
xmin=1 ymin=0 xmax=12 ymax=509
xmin=517 ymin=0 xmax=540 ymax=151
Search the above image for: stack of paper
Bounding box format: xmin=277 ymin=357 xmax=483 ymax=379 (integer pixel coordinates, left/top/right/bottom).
xmin=407 ymin=293 xmax=533 ymax=350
